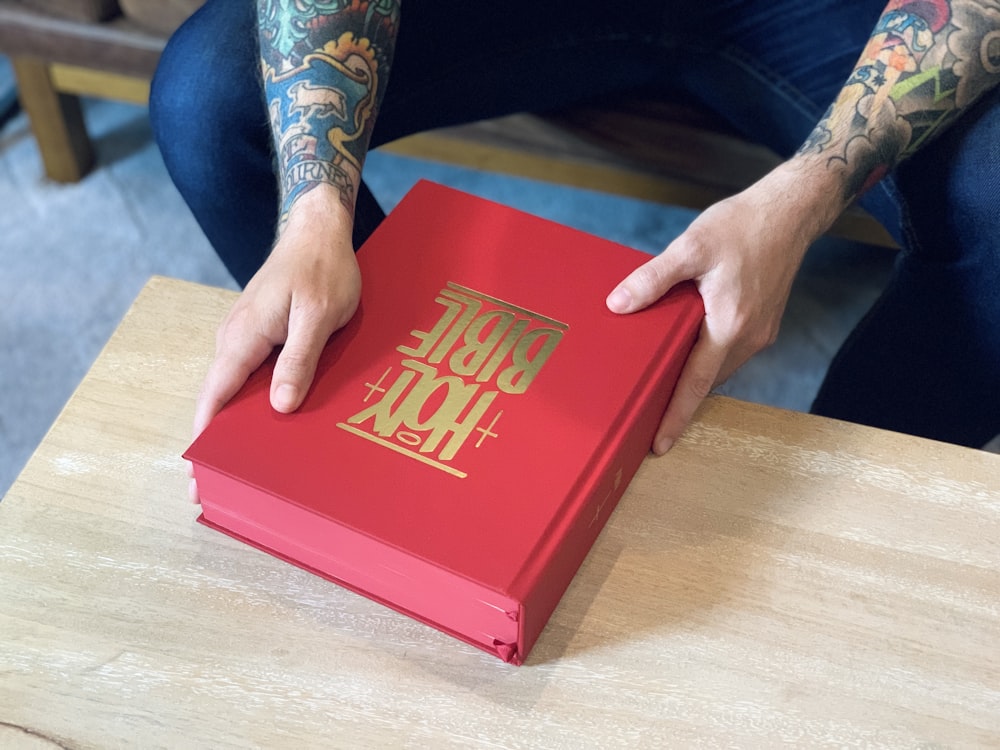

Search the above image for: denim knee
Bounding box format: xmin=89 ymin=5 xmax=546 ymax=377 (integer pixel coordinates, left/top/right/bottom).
xmin=150 ymin=0 xmax=265 ymax=196
xmin=149 ymin=0 xmax=278 ymax=285
xmin=814 ymin=90 xmax=1000 ymax=446
xmin=893 ymin=89 xmax=1000 ymax=264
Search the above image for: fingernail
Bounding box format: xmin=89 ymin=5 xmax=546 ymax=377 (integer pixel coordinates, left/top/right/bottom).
xmin=606 ymin=286 xmax=633 ymax=313
xmin=654 ymin=437 xmax=674 ymax=455
xmin=273 ymin=384 xmax=299 ymax=412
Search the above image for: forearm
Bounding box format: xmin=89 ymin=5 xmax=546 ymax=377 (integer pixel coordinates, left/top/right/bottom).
xmin=257 ymin=0 xmax=400 ymax=229
xmin=794 ymin=0 xmax=1000 ymax=220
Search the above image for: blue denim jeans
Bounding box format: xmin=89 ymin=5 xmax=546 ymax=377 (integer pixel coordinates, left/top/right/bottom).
xmin=150 ymin=0 xmax=1000 ymax=448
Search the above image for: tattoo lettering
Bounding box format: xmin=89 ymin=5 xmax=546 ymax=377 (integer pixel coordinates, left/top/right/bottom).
xmin=283 ymin=157 xmax=355 ymax=204
xmin=797 ymin=0 xmax=1000 ymax=203
xmin=257 ymin=0 xmax=400 ymax=224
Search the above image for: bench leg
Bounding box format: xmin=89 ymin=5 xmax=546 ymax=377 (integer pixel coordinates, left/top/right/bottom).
xmin=12 ymin=57 xmax=94 ymax=183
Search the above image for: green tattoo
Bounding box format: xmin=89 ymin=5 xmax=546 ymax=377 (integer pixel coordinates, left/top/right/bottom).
xmin=797 ymin=0 xmax=1000 ymax=202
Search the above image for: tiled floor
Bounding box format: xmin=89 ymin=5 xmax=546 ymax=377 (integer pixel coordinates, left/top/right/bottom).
xmin=1 ymin=87 xmax=906 ymax=496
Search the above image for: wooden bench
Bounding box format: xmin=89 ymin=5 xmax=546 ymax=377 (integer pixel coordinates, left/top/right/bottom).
xmin=382 ymin=102 xmax=897 ymax=248
xmin=0 ymin=2 xmax=897 ymax=248
xmin=0 ymin=1 xmax=162 ymax=181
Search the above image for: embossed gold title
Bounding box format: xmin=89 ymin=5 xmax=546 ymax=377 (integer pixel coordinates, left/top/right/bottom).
xmin=338 ymin=283 xmax=568 ymax=477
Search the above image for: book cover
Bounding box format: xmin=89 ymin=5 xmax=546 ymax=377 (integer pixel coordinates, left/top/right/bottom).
xmin=185 ymin=180 xmax=703 ymax=664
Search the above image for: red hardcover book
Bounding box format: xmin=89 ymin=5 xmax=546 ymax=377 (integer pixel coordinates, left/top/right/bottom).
xmin=185 ymin=180 xmax=703 ymax=664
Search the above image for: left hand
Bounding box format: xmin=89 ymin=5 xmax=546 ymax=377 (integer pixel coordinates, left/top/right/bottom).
xmin=606 ymin=161 xmax=841 ymax=454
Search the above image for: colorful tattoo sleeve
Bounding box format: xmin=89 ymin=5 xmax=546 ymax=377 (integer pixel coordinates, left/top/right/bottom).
xmin=257 ymin=0 xmax=400 ymax=226
xmin=797 ymin=0 xmax=1000 ymax=202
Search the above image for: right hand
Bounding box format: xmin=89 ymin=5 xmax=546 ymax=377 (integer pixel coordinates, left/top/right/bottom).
xmin=189 ymin=188 xmax=362 ymax=501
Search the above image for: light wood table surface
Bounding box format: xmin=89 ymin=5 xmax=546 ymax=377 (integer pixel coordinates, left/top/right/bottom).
xmin=2 ymin=276 xmax=998 ymax=749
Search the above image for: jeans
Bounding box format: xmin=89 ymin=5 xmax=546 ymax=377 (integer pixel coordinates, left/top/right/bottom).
xmin=150 ymin=0 xmax=1000 ymax=448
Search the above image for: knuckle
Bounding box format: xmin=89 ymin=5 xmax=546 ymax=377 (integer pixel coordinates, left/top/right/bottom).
xmin=630 ymin=261 xmax=667 ymax=296
xmin=671 ymin=229 xmax=714 ymax=269
xmin=762 ymin=325 xmax=780 ymax=349
xmin=751 ymin=321 xmax=780 ymax=352
xmin=278 ymin=347 xmax=314 ymax=379
xmin=628 ymin=260 xmax=681 ymax=307
xmin=711 ymin=308 xmax=778 ymax=354
xmin=291 ymin=294 xmax=328 ymax=325
xmin=216 ymin=309 xmax=244 ymax=347
xmin=292 ymin=289 xmax=356 ymax=332
xmin=217 ymin=302 xmax=260 ymax=349
xmin=684 ymin=373 xmax=715 ymax=401
xmin=676 ymin=225 xmax=711 ymax=255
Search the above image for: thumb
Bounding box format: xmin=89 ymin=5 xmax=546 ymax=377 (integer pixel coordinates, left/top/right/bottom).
xmin=606 ymin=251 xmax=691 ymax=315
xmin=270 ymin=306 xmax=332 ymax=413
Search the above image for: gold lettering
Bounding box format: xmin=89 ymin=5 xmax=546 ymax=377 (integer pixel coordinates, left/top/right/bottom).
xmin=346 ymin=284 xmax=568 ymax=472
xmin=397 ymin=295 xmax=464 ymax=359
xmin=347 ymin=360 xmax=498 ymax=462
xmin=497 ymin=327 xmax=564 ymax=394
xmin=396 ymin=360 xmax=498 ymax=460
xmin=449 ymin=310 xmax=515 ymax=377
xmin=428 ymin=290 xmax=481 ymax=364
xmin=476 ymin=318 xmax=530 ymax=384
xmin=347 ymin=367 xmax=416 ymax=436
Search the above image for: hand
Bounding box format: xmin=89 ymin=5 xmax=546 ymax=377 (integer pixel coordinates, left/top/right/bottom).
xmin=189 ymin=189 xmax=362 ymax=501
xmin=606 ymin=162 xmax=842 ymax=455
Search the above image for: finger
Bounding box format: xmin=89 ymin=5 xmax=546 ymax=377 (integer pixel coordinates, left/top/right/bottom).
xmin=270 ymin=302 xmax=333 ymax=413
xmin=606 ymin=246 xmax=697 ymax=314
xmin=193 ymin=328 xmax=275 ymax=438
xmin=651 ymin=326 xmax=727 ymax=455
xmin=186 ymin=460 xmax=201 ymax=505
xmin=190 ymin=324 xmax=277 ymax=504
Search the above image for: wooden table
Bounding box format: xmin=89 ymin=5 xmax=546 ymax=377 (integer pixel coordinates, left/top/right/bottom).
xmin=2 ymin=276 xmax=998 ymax=749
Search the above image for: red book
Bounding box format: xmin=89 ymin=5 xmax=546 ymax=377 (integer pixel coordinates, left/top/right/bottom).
xmin=185 ymin=180 xmax=703 ymax=664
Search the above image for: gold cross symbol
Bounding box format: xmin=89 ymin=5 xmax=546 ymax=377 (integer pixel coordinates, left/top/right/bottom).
xmin=474 ymin=410 xmax=504 ymax=448
xmin=363 ymin=367 xmax=393 ymax=402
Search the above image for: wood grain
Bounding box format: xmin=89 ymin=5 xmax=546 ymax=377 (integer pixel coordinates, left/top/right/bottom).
xmin=1 ymin=277 xmax=997 ymax=749
xmin=49 ymin=63 xmax=150 ymax=104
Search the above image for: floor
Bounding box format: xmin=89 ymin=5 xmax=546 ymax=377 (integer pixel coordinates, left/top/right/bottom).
xmin=1 ymin=63 xmax=922 ymax=496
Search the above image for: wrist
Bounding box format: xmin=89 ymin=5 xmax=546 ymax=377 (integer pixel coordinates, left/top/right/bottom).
xmin=279 ymin=183 xmax=355 ymax=240
xmin=760 ymin=157 xmax=852 ymax=247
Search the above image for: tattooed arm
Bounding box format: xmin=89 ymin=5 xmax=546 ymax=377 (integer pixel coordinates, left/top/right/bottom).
xmin=259 ymin=0 xmax=399 ymax=227
xmin=797 ymin=0 xmax=1000 ymax=202
xmin=606 ymin=0 xmax=1000 ymax=454
xmin=191 ymin=1 xmax=400 ymax=455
